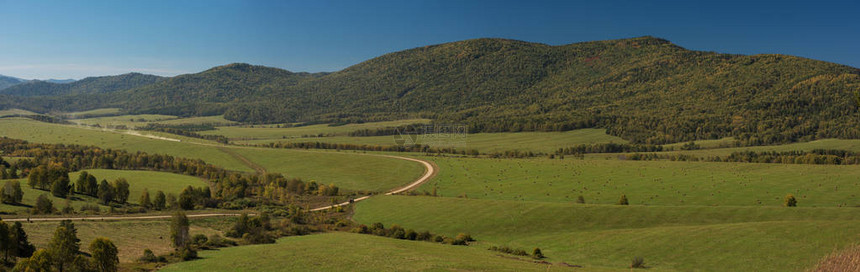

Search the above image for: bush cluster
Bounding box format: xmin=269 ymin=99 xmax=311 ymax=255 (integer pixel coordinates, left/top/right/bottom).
xmin=351 ymin=223 xmax=474 ymax=246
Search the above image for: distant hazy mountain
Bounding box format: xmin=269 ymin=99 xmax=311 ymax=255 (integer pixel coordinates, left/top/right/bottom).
xmin=0 ymin=74 xmax=26 ymax=90
xmin=0 ymin=73 xmax=164 ymax=97
xmin=3 ymin=36 xmax=860 ymax=144
xmin=43 ymin=79 xmax=76 ymax=84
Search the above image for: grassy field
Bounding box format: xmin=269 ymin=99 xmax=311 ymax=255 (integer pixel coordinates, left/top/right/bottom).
xmin=0 ymin=108 xmax=38 ymax=117
xmin=0 ymin=118 xmax=427 ymax=192
xmin=354 ymin=196 xmax=860 ymax=272
xmin=70 ymin=114 xmax=177 ymax=128
xmin=655 ymin=138 xmax=860 ymax=157
xmin=63 ymin=108 xmax=122 ymax=118
xmin=0 ymin=170 xmax=206 ymax=213
xmin=201 ymin=118 xmax=431 ymax=140
xmin=231 ymin=128 xmax=627 ymax=154
xmin=161 ymin=232 xmax=601 ymax=272
xmin=70 ymin=169 xmax=209 ymax=204
xmin=0 ymin=117 xmax=252 ymax=171
xmin=229 ymin=148 xmax=425 ymax=192
xmin=152 ymin=115 xmax=237 ymax=126
xmin=419 ymin=156 xmax=860 ymax=207
xmin=22 ymin=217 xmax=226 ymax=262
xmin=662 ymin=137 xmax=737 ymax=149
xmin=70 ymin=114 xmax=238 ymax=128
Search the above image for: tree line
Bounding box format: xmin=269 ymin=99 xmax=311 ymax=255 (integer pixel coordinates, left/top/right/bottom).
xmin=621 ymin=149 xmax=860 ymax=166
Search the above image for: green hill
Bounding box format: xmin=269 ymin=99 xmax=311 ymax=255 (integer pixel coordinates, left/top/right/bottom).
xmin=0 ymin=74 xmax=26 ymax=90
xmin=0 ymin=72 xmax=163 ymax=97
xmin=4 ymin=36 xmax=860 ymax=144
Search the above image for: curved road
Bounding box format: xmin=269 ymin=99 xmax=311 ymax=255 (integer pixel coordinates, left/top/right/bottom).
xmin=1 ymin=153 xmax=437 ymax=222
xmin=310 ymin=154 xmax=436 ymax=211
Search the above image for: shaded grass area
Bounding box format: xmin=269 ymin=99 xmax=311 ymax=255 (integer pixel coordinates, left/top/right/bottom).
xmin=420 ymin=156 xmax=860 ymax=207
xmin=0 ymin=170 xmax=206 ymax=213
xmin=161 ymin=232 xmax=603 ymax=272
xmin=354 ymin=196 xmax=860 ymax=272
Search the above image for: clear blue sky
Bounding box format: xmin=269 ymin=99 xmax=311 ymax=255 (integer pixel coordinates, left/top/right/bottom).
xmin=1 ymin=0 xmax=857 ymax=79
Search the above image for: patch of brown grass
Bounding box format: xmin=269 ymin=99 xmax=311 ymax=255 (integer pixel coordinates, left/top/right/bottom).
xmin=812 ymin=245 xmax=860 ymax=272
xmin=22 ymin=219 xmax=223 ymax=262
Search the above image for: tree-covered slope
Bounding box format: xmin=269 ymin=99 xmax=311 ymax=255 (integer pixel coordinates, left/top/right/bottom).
xmin=229 ymin=36 xmax=860 ymax=144
xmin=0 ymin=72 xmax=163 ymax=96
xmin=0 ymin=74 xmax=26 ymax=90
xmin=4 ymin=36 xmax=860 ymax=144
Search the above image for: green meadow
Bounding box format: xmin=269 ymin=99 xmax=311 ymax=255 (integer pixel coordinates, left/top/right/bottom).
xmin=354 ymin=196 xmax=860 ymax=272
xmin=657 ymin=138 xmax=860 ymax=157
xmin=70 ymin=169 xmax=209 ymax=204
xmin=0 ymin=117 xmax=426 ymax=192
xmin=231 ymin=128 xmax=627 ymax=154
xmin=0 ymin=108 xmax=38 ymax=117
xmin=161 ymin=232 xmax=598 ymax=272
xmin=70 ymin=114 xmax=238 ymax=128
xmin=229 ymin=148 xmax=425 ymax=192
xmin=63 ymin=108 xmax=122 ymax=118
xmin=420 ymin=156 xmax=860 ymax=207
xmin=200 ymin=118 xmax=431 ymax=139
xmin=0 ymin=117 xmax=252 ymax=171
xmin=70 ymin=114 xmax=178 ymax=128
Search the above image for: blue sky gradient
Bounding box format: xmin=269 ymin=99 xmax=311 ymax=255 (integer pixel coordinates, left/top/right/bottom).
xmin=1 ymin=0 xmax=857 ymax=79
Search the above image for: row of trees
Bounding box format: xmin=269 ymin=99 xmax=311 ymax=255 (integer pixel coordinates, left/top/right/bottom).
xmin=556 ymin=143 xmax=664 ymax=155
xmin=621 ymin=149 xmax=860 ymax=166
xmin=351 ymin=222 xmax=474 ymax=246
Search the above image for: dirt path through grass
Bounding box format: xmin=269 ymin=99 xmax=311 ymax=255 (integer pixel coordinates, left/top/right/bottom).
xmin=218 ymin=146 xmax=267 ymax=174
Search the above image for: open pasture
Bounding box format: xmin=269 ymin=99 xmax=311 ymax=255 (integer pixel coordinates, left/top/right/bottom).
xmin=161 ymin=232 xmax=598 ymax=272
xmin=420 ymin=156 xmax=860 ymax=207
xmin=355 ymin=196 xmax=860 ymax=272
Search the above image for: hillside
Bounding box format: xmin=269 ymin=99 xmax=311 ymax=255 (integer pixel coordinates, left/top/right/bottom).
xmin=0 ymin=74 xmax=26 ymax=90
xmin=4 ymin=36 xmax=860 ymax=144
xmin=0 ymin=72 xmax=163 ymax=97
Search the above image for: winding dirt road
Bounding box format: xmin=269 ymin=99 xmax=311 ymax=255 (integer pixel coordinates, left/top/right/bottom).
xmin=310 ymin=154 xmax=436 ymax=211
xmin=1 ymin=152 xmax=436 ymax=221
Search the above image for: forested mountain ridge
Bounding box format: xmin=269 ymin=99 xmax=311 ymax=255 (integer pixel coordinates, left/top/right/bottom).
xmin=2 ymin=36 xmax=859 ymax=144
xmin=0 ymin=74 xmax=26 ymax=90
xmin=228 ymin=36 xmax=860 ymax=144
xmin=0 ymin=72 xmax=163 ymax=97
